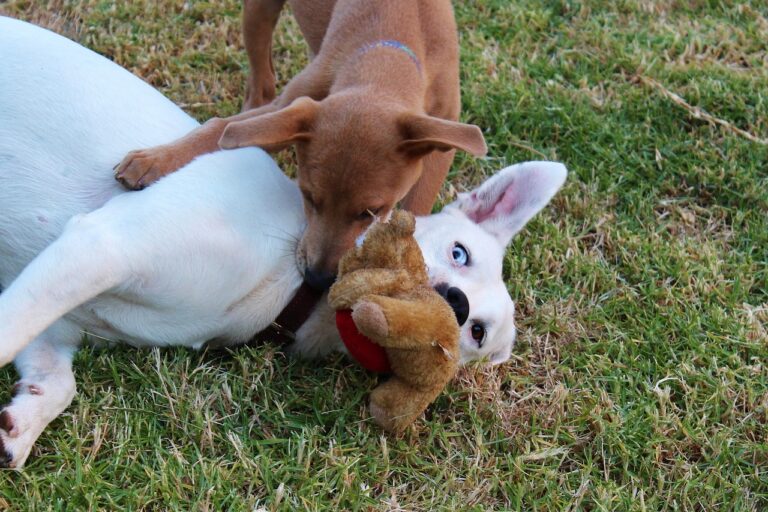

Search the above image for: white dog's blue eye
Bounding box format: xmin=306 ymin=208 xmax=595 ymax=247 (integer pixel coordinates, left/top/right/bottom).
xmin=451 ymin=243 xmax=469 ymax=266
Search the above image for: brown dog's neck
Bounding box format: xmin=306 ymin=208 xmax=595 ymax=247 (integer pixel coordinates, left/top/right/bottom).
xmin=356 ymin=40 xmax=422 ymax=76
xmin=334 ymin=46 xmax=426 ymax=107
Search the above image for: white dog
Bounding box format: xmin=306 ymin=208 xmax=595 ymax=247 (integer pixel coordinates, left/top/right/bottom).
xmin=0 ymin=17 xmax=566 ymax=468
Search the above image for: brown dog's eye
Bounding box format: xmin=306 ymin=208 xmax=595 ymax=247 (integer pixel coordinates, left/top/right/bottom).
xmin=471 ymin=323 xmax=486 ymax=346
xmin=302 ymin=192 xmax=318 ymax=212
xmin=357 ymin=207 xmax=381 ymax=220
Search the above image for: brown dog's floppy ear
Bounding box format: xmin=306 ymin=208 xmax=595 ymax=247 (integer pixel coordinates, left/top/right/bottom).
xmin=398 ymin=113 xmax=487 ymax=158
xmin=219 ymin=96 xmax=319 ymax=151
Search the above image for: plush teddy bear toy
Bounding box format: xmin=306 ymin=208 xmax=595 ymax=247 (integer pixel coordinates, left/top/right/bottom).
xmin=328 ymin=210 xmax=460 ymax=432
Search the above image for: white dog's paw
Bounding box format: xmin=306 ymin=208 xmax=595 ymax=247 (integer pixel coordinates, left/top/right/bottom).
xmin=0 ymin=410 xmax=15 ymax=467
xmin=0 ymin=385 xmax=49 ymax=469
xmin=0 ymin=407 xmax=33 ymax=469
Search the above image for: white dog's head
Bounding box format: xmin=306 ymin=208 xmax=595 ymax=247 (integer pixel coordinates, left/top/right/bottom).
xmin=415 ymin=161 xmax=567 ymax=365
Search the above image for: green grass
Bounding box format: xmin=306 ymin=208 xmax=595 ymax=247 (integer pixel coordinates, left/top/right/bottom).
xmin=1 ymin=0 xmax=767 ymax=509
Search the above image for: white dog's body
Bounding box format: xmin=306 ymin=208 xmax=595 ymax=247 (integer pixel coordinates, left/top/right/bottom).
xmin=0 ymin=17 xmax=566 ymax=468
xmin=0 ymin=17 xmax=308 ymax=353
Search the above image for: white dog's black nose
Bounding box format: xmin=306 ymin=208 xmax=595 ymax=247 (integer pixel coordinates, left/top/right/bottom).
xmin=434 ymin=283 xmax=469 ymax=326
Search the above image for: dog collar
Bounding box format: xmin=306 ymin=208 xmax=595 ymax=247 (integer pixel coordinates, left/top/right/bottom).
xmin=250 ymin=282 xmax=323 ymax=345
xmin=356 ymin=40 xmax=422 ymax=75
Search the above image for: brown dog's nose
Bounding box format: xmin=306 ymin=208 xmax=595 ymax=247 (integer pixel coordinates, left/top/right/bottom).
xmin=304 ymin=267 xmax=337 ymax=292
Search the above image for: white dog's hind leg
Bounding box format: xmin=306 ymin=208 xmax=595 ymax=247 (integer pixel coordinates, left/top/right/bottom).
xmin=0 ymin=213 xmax=130 ymax=367
xmin=0 ymin=323 xmax=79 ymax=469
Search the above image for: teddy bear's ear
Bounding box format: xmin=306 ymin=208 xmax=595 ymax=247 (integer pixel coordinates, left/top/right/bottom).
xmin=449 ymin=161 xmax=567 ymax=247
xmin=386 ymin=210 xmax=416 ymax=236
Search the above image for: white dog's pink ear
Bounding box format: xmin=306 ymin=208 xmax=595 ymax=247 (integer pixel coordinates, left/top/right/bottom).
xmin=451 ymin=161 xmax=567 ymax=247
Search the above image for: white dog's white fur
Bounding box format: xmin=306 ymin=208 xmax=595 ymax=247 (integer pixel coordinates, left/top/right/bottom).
xmin=0 ymin=17 xmax=566 ymax=468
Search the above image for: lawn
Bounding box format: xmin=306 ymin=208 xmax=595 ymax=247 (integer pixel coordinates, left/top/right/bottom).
xmin=0 ymin=0 xmax=766 ymax=510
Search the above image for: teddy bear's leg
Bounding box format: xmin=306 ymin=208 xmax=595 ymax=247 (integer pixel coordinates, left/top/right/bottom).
xmin=353 ymin=295 xmax=458 ymax=352
xmin=369 ymin=377 xmax=444 ymax=432
xmin=328 ymin=269 xmax=411 ymax=310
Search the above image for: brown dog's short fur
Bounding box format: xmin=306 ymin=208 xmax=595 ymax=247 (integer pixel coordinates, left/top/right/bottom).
xmin=328 ymin=211 xmax=459 ymax=432
xmin=114 ymin=0 xmax=486 ymax=280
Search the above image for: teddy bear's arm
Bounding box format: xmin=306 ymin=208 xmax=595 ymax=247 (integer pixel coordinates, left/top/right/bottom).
xmin=328 ymin=268 xmax=410 ymax=310
xmin=352 ymin=294 xmax=459 ymax=352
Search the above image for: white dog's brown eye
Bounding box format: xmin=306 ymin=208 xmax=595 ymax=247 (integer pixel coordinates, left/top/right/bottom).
xmin=452 ymin=243 xmax=469 ymax=266
xmin=471 ymin=322 xmax=485 ymax=346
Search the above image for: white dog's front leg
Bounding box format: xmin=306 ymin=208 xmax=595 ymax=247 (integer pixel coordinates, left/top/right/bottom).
xmin=0 ymin=213 xmax=130 ymax=367
xmin=0 ymin=325 xmax=79 ymax=469
xmin=292 ymin=299 xmax=345 ymax=359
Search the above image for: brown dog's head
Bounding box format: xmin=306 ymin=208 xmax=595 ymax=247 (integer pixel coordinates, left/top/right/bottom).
xmin=219 ymin=93 xmax=486 ymax=290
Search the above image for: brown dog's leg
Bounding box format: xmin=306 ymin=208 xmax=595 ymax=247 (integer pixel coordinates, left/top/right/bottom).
xmin=114 ymin=102 xmax=277 ymax=190
xmin=288 ymin=0 xmax=336 ymax=56
xmin=114 ymin=61 xmax=330 ymax=190
xmin=400 ymin=149 xmax=457 ymax=215
xmin=242 ymin=0 xmax=287 ymax=111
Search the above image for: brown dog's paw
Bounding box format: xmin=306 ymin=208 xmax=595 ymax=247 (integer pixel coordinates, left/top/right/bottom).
xmin=113 ymin=146 xmax=178 ymax=190
xmin=242 ymin=72 xmax=277 ymax=112
xmin=352 ymin=300 xmax=389 ymax=340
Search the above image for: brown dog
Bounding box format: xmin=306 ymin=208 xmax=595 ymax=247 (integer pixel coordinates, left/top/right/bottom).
xmin=114 ymin=0 xmax=487 ymax=289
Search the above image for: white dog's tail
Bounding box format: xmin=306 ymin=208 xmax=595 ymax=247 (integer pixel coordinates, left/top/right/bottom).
xmin=0 ymin=213 xmax=130 ymax=366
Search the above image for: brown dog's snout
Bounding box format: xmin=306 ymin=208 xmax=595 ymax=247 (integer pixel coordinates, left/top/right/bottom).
xmin=300 ymin=237 xmax=343 ymax=291
xmin=303 ymin=266 xmax=337 ymax=291
xmin=300 ymin=216 xmax=361 ymax=291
